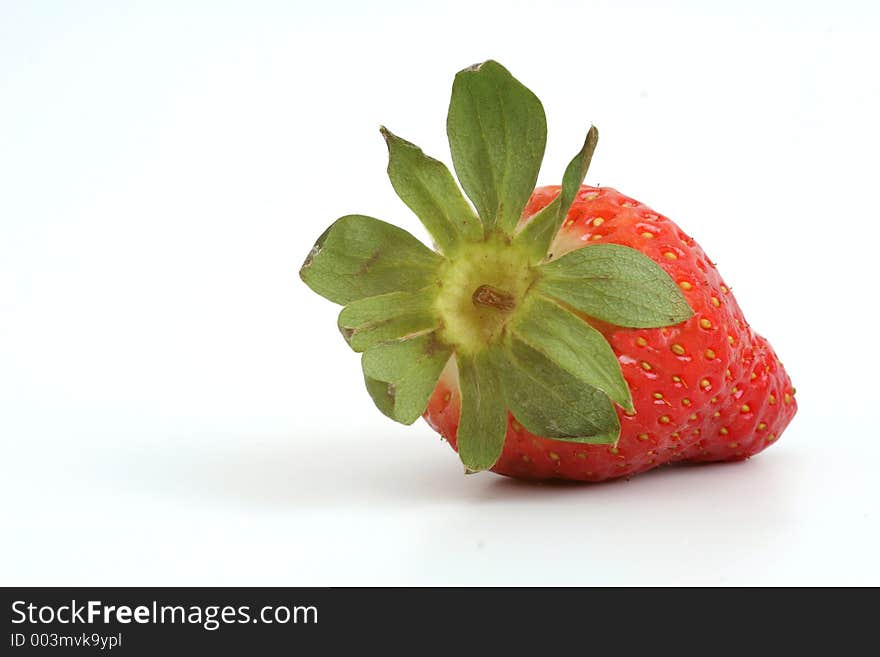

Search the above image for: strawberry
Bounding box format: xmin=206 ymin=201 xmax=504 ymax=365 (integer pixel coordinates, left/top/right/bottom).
xmin=301 ymin=61 xmax=796 ymax=481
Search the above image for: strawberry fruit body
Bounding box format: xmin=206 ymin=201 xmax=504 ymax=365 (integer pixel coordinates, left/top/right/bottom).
xmin=301 ymin=61 xmax=796 ymax=482
xmin=424 ymin=184 xmax=797 ymax=481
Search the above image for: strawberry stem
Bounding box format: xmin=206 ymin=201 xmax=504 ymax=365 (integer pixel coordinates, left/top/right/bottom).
xmin=471 ymin=285 xmax=516 ymax=312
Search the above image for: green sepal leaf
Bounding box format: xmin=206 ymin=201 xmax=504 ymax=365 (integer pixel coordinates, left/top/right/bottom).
xmin=456 ymin=346 xmax=508 ymax=473
xmin=559 ymin=127 xmax=599 ymax=220
xmin=361 ymin=332 xmax=452 ymax=425
xmin=510 ymin=295 xmax=633 ymax=412
xmin=536 ymin=243 xmax=694 ymax=327
xmin=380 ymin=127 xmax=483 ymax=255
xmin=300 ymin=215 xmax=443 ymax=305
xmin=500 ymin=338 xmax=620 ymax=444
xmin=338 ymin=289 xmax=439 ymax=352
xmin=515 ymin=126 xmax=599 ymax=262
xmin=446 ymin=60 xmax=547 ymax=235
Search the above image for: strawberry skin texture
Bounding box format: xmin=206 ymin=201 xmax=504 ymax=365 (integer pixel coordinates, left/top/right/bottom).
xmin=424 ymin=185 xmax=797 ymax=481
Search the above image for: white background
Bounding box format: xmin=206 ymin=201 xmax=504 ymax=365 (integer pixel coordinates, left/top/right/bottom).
xmin=2 ymin=0 xmax=878 ymax=585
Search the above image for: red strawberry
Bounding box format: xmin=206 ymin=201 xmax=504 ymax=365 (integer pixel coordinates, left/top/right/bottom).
xmin=423 ymin=185 xmax=797 ymax=481
xmin=301 ymin=60 xmax=796 ymax=482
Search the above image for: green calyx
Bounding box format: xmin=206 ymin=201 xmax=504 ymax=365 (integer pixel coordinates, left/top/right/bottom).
xmin=434 ymin=234 xmax=535 ymax=355
xmin=300 ymin=60 xmax=693 ymax=473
